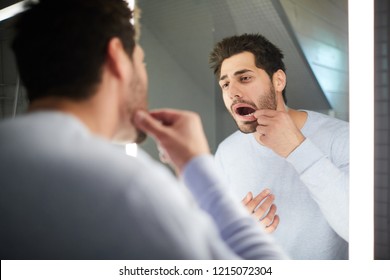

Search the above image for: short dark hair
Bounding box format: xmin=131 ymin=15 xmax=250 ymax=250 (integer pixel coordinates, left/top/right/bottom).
xmin=209 ymin=33 xmax=287 ymax=103
xmin=12 ymin=0 xmax=136 ymax=102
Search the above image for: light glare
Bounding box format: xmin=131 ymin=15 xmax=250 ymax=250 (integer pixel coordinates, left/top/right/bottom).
xmin=0 ymin=1 xmax=27 ymax=22
xmin=125 ymin=143 xmax=138 ymax=157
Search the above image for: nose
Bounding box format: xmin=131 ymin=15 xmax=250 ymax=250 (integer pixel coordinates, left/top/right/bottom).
xmin=226 ymin=81 xmax=242 ymax=100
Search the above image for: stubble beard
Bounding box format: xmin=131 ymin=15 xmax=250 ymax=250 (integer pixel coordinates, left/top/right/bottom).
xmin=134 ymin=129 xmax=147 ymax=144
xmin=234 ymin=87 xmax=277 ymax=134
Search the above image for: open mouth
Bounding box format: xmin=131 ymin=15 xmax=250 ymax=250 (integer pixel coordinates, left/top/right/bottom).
xmin=236 ymin=106 xmax=256 ymax=116
xmin=233 ymin=104 xmax=257 ymax=117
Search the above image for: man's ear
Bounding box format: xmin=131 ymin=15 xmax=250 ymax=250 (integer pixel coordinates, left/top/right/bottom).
xmin=272 ymin=69 xmax=287 ymax=93
xmin=106 ymin=37 xmax=131 ymax=80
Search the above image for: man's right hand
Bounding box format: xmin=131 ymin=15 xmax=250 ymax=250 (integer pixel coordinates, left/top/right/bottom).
xmin=133 ymin=109 xmax=210 ymax=175
xmin=242 ymin=189 xmax=280 ymax=233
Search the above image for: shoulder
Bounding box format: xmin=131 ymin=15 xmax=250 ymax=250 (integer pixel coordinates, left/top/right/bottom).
xmin=304 ymin=111 xmax=349 ymax=162
xmin=305 ymin=111 xmax=349 ymax=138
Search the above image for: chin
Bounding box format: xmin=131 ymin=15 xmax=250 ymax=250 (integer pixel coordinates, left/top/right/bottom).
xmin=236 ymin=122 xmax=257 ymax=134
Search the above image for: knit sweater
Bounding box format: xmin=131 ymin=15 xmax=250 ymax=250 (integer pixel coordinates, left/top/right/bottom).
xmin=215 ymin=110 xmax=349 ymax=259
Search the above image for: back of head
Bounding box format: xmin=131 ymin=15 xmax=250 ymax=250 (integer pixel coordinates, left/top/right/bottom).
xmin=12 ymin=0 xmax=136 ymax=102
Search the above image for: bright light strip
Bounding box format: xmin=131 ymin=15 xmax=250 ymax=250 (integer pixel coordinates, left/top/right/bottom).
xmin=0 ymin=1 xmax=135 ymax=23
xmin=127 ymin=0 xmax=135 ymax=25
xmin=0 ymin=1 xmax=27 ymax=22
xmin=348 ymin=0 xmax=374 ymax=260
xmin=125 ymin=143 xmax=138 ymax=157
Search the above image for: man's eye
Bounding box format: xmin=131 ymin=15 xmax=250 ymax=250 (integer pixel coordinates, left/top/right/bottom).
xmin=241 ymin=76 xmax=251 ymax=82
xmin=221 ymin=83 xmax=229 ymax=89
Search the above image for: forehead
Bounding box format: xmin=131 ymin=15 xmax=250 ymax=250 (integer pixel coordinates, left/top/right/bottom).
xmin=220 ymin=51 xmax=257 ymax=77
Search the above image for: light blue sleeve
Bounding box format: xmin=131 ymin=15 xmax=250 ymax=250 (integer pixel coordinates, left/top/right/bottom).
xmin=182 ymin=154 xmax=288 ymax=260
xmin=286 ymin=136 xmax=349 ymax=241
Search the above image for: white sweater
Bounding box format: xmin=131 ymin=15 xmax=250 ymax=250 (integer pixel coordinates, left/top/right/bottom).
xmin=0 ymin=111 xmax=287 ymax=259
xmin=215 ymin=110 xmax=349 ymax=259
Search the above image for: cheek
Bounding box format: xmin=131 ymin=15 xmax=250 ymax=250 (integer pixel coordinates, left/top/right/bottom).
xmin=222 ymin=93 xmax=231 ymax=108
xmin=249 ymin=84 xmax=268 ymax=100
xmin=137 ymin=66 xmax=148 ymax=97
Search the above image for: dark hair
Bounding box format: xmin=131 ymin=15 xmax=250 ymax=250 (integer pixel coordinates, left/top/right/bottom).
xmin=209 ymin=33 xmax=287 ymax=103
xmin=12 ymin=0 xmax=136 ymax=102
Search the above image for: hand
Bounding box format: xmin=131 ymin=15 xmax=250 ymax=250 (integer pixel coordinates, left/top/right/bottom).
xmin=133 ymin=109 xmax=210 ymax=174
xmin=242 ymin=189 xmax=280 ymax=233
xmin=254 ymin=96 xmax=305 ymax=158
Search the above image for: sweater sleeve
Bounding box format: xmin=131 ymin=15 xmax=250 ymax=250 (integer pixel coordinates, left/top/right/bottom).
xmin=182 ymin=154 xmax=288 ymax=260
xmin=286 ymin=135 xmax=349 ymax=241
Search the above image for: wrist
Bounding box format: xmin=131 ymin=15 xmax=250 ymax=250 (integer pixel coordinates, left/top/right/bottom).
xmin=283 ymin=135 xmax=306 ymax=158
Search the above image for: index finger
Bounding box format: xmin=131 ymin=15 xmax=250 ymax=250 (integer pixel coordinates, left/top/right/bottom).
xmin=247 ymin=188 xmax=271 ymax=210
xmin=148 ymin=109 xmax=194 ymax=126
xmin=254 ymin=109 xmax=277 ymax=119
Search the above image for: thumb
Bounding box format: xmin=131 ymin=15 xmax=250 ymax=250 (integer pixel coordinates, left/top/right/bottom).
xmin=242 ymin=192 xmax=253 ymax=205
xmin=134 ymin=110 xmax=165 ymax=138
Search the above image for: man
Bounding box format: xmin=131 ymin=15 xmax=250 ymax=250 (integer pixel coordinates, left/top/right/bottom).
xmin=0 ymin=1 xmax=287 ymax=259
xmin=209 ymin=33 xmax=349 ymax=259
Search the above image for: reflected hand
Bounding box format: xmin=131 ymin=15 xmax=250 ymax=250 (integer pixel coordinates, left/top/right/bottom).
xmin=254 ymin=95 xmax=305 ymax=158
xmin=242 ymin=189 xmax=280 ymax=233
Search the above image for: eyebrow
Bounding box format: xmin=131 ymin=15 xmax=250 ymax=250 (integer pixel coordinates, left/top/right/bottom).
xmin=219 ymin=69 xmax=254 ymax=81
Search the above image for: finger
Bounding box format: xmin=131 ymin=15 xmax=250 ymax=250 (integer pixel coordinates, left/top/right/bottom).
xmin=149 ymin=109 xmax=182 ymax=126
xmin=133 ymin=110 xmax=166 ymax=138
xmin=256 ymin=125 xmax=267 ymax=136
xmin=265 ymin=214 xmax=280 ymax=233
xmin=247 ymin=189 xmax=271 ymax=211
xmin=253 ymin=194 xmax=275 ymax=219
xmin=241 ymin=192 xmax=253 ymax=205
xmin=254 ymin=109 xmax=277 ymax=120
xmin=260 ymin=204 xmax=277 ymax=226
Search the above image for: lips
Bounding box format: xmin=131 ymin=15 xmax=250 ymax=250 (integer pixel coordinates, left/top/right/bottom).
xmin=232 ymin=103 xmax=257 ymax=121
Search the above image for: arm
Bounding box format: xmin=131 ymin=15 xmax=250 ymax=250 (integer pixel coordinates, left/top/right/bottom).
xmin=255 ymin=106 xmax=349 ymax=241
xmin=134 ymin=109 xmax=288 ymax=259
xmin=286 ymin=134 xmax=349 ymax=241
xmin=183 ymin=155 xmax=286 ymax=259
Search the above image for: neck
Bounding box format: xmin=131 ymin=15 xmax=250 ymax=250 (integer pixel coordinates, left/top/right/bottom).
xmin=287 ymin=108 xmax=308 ymax=130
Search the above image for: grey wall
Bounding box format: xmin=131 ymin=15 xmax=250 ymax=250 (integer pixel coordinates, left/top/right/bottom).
xmin=139 ymin=23 xmax=216 ymax=158
xmin=374 ymin=0 xmax=390 ymax=260
xmin=280 ymin=0 xmax=349 ymax=121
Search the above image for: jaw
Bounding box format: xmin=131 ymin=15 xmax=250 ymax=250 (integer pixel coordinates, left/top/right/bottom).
xmin=234 ymin=118 xmax=258 ymax=134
